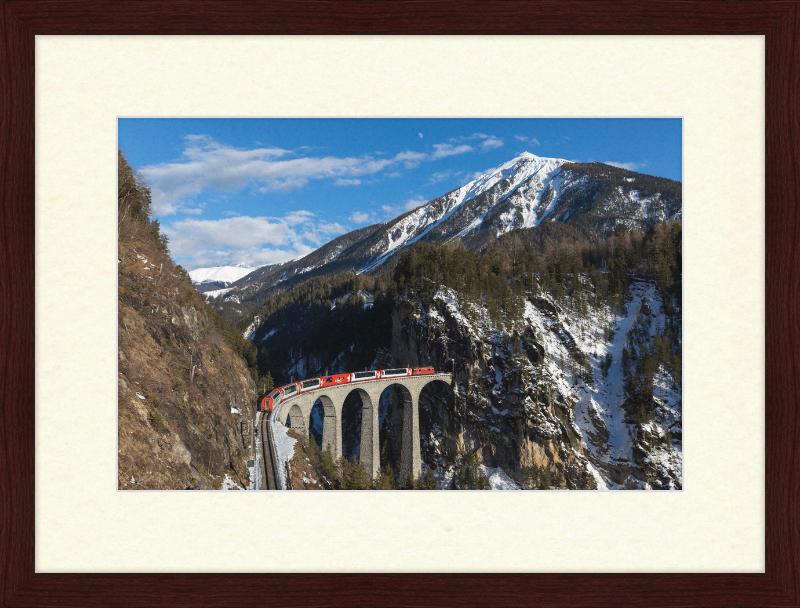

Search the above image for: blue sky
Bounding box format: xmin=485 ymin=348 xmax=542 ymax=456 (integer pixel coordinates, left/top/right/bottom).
xmin=118 ymin=118 xmax=681 ymax=270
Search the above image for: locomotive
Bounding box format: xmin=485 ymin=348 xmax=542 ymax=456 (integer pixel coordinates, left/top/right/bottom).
xmin=259 ymin=367 xmax=435 ymax=413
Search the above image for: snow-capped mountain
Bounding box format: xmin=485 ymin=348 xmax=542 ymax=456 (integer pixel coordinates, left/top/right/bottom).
xmin=357 ymin=152 xmax=680 ymax=272
xmin=189 ymin=263 xmax=259 ymax=292
xmin=216 ymin=152 xmax=681 ymax=306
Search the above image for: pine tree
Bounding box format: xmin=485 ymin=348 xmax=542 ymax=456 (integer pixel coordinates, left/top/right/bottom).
xmin=263 ymin=371 xmax=274 ymax=393
xmin=347 ymin=459 xmax=371 ymax=490
xmin=476 ymin=467 xmax=491 ymax=490
xmin=421 ymin=468 xmax=438 ymax=490
xmin=374 ymin=462 xmax=397 ymax=490
xmin=540 ymin=466 xmax=551 ymax=490
xmin=319 ymin=449 xmax=339 ymax=488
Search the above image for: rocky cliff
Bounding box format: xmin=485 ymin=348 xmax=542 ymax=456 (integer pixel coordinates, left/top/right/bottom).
xmin=390 ymin=288 xmax=599 ymax=489
xmin=117 ymin=151 xmax=256 ymax=490
xmin=388 ymin=278 xmax=682 ymax=490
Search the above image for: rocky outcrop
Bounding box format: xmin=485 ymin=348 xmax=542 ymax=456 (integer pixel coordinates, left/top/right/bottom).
xmin=389 ymin=289 xmax=595 ymax=489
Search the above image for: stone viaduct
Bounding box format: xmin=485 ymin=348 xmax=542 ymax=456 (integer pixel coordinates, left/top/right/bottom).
xmin=272 ymin=373 xmax=452 ymax=481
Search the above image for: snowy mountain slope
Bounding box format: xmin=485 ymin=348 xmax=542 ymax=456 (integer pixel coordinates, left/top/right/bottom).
xmin=523 ymin=281 xmax=682 ymax=489
xmin=189 ymin=264 xmax=256 ymax=285
xmin=360 ymin=152 xmax=680 ymax=272
xmin=212 ymin=152 xmax=680 ymax=311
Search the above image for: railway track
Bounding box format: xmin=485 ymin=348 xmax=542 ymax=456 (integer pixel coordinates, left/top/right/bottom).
xmin=257 ymin=415 xmax=279 ymax=490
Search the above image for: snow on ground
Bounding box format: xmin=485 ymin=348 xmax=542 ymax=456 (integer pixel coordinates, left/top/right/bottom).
xmin=483 ymin=466 xmax=522 ymax=490
xmin=433 ymin=464 xmax=522 ymax=490
xmin=272 ymin=421 xmax=298 ymax=489
xmin=259 ymin=328 xmax=278 ymax=342
xmin=585 ymin=461 xmax=610 ymax=490
xmin=219 ymin=474 xmax=243 ymax=490
xmin=524 ymin=279 xmax=681 ymax=489
xmin=242 ymin=316 xmax=261 ymax=340
xmin=202 ymin=287 xmax=233 ymax=299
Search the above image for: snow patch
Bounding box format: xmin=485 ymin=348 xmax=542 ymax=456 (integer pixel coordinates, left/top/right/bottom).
xmin=272 ymin=421 xmax=298 ymax=489
xmin=219 ymin=474 xmax=243 ymax=490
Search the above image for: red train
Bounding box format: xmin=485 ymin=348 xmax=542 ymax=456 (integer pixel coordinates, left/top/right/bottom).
xmin=259 ymin=367 xmax=436 ymax=412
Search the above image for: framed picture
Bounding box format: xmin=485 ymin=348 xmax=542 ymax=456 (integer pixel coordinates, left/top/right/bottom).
xmin=2 ymin=1 xmax=795 ymax=606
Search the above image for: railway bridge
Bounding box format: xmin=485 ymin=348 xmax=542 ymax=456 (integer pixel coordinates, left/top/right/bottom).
xmin=272 ymin=373 xmax=453 ymax=482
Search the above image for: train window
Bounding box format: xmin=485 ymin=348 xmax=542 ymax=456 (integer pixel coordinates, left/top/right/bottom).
xmin=354 ymin=371 xmax=375 ymax=379
xmin=302 ymin=379 xmax=320 ymax=389
xmin=283 ymin=385 xmax=297 ymax=395
xmin=383 ymin=368 xmax=407 ymax=375
xmin=325 ymin=377 xmax=332 ymax=383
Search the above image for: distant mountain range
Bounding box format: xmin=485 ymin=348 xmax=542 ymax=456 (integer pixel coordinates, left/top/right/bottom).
xmin=189 ymin=263 xmax=258 ymax=292
xmin=210 ymin=152 xmax=681 ymax=307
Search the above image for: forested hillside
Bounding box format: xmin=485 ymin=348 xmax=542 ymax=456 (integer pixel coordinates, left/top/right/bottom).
xmin=249 ymin=220 xmax=682 ymax=489
xmin=210 ymin=153 xmax=682 ymax=324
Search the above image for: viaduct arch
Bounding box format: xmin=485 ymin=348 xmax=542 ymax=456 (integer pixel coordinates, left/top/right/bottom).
xmin=272 ymin=373 xmax=453 ymax=481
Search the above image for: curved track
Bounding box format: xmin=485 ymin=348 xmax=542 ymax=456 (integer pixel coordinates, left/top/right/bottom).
xmin=257 ymin=414 xmax=279 ymax=490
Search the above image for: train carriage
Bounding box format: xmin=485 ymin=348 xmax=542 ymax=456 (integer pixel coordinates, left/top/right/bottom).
xmin=352 ymin=370 xmax=379 ymax=382
xmin=380 ymin=367 xmax=412 ymax=378
xmin=260 ymin=388 xmax=282 ymax=412
xmin=321 ymin=373 xmax=352 ymax=387
xmin=299 ymin=377 xmax=322 ymax=393
xmin=280 ymin=383 xmax=299 ymax=398
xmin=412 ymin=367 xmax=435 ymax=375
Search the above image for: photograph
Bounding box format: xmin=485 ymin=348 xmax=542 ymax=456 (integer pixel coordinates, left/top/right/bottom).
xmin=117 ymin=117 xmax=683 ymax=491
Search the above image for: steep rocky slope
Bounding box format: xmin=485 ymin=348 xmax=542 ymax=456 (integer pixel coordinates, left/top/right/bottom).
xmin=391 ymin=282 xmax=682 ymax=489
xmin=117 ymin=152 xmax=257 ymax=490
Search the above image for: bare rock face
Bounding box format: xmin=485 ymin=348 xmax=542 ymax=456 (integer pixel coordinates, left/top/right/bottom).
xmin=390 ymin=291 xmax=593 ymax=490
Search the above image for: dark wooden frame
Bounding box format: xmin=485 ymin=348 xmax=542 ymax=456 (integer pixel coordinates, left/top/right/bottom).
xmin=1 ymin=1 xmax=797 ymax=606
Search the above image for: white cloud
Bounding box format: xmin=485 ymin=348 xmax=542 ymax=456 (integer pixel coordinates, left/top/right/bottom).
xmin=604 ymin=161 xmax=649 ymax=171
xmin=426 ymin=172 xmax=452 ymax=185
xmin=514 ymin=135 xmax=541 ymax=146
xmin=404 ymin=195 xmax=427 ymax=211
xmin=141 ymin=135 xmax=394 ymax=215
xmin=481 ymin=137 xmax=504 ymax=150
xmin=165 ymin=211 xmax=344 ymax=269
xmin=394 ymin=150 xmax=428 ymax=169
xmin=350 ymin=211 xmax=372 ymax=224
xmin=418 ymin=133 xmax=423 ymax=138
xmin=448 ymin=133 xmax=504 ymax=151
xmin=143 ymin=134 xmax=491 ymax=217
xmin=431 ymin=143 xmax=474 ymax=159
xmin=386 ymin=171 xmax=402 ymax=178
xmin=425 ymin=170 xmax=464 ymax=186
xmin=334 ymin=178 xmax=361 ymax=186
